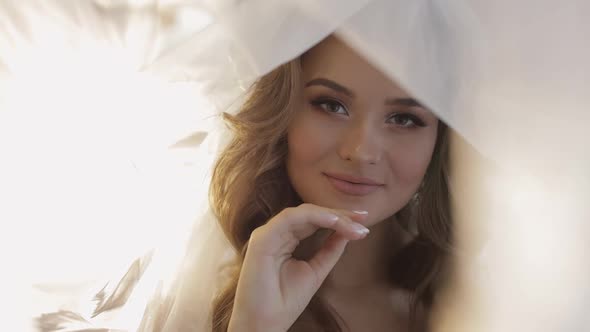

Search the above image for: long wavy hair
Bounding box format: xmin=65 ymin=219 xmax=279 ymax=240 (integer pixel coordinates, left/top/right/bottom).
xmin=209 ymin=56 xmax=452 ymax=332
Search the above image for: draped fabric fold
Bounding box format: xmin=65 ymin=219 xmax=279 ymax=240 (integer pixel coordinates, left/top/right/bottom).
xmin=1 ymin=1 xmax=589 ymax=331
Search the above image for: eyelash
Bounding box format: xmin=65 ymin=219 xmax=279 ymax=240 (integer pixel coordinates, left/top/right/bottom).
xmin=309 ymin=98 xmax=427 ymax=128
xmin=386 ymin=113 xmax=426 ymax=128
xmin=310 ymin=98 xmax=348 ymax=115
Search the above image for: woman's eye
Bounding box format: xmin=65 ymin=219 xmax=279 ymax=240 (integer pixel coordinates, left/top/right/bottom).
xmin=310 ymin=99 xmax=348 ymax=115
xmin=387 ymin=113 xmax=426 ymax=128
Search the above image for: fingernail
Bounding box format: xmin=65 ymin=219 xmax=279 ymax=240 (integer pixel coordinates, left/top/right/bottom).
xmin=350 ymin=222 xmax=370 ymax=235
xmin=352 ymin=210 xmax=368 ymax=215
xmin=326 ymin=213 xmax=340 ymax=221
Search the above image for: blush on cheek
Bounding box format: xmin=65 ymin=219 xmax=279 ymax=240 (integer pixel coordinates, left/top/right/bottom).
xmin=287 ymin=130 xmax=312 ymax=164
xmin=287 ymin=113 xmax=332 ymax=164
xmin=393 ymin=148 xmax=435 ymax=189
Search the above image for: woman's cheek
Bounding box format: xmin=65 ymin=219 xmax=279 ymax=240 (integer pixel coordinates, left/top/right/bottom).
xmin=289 ymin=111 xmax=337 ymax=161
xmin=389 ymin=138 xmax=436 ymax=184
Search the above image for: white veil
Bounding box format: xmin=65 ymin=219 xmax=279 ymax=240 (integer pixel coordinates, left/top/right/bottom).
xmin=2 ymin=0 xmax=589 ymax=331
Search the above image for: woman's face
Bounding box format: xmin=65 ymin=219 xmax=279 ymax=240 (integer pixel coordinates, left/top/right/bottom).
xmin=286 ymin=37 xmax=439 ymax=227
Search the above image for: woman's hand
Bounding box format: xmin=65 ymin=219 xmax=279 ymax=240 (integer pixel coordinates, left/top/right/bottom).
xmin=228 ymin=203 xmax=370 ymax=332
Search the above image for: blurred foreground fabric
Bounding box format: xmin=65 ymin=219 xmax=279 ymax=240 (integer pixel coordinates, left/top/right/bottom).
xmin=0 ymin=1 xmax=589 ymax=331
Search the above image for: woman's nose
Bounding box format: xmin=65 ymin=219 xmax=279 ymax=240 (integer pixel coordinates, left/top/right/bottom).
xmin=337 ymin=121 xmax=382 ymax=165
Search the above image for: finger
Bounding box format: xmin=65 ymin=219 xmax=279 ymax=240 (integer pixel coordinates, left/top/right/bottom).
xmin=307 ymin=233 xmax=349 ymax=286
xmin=283 ymin=205 xmax=369 ymax=241
xmin=250 ymin=204 xmax=369 ymax=255
xmin=333 ymin=209 xmax=369 ymax=224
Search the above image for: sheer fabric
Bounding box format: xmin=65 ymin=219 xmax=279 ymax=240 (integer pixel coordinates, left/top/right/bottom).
xmin=1 ymin=1 xmax=589 ymax=331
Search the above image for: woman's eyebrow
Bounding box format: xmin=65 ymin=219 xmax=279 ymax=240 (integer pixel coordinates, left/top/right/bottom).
xmin=305 ymin=78 xmax=354 ymax=97
xmin=385 ymin=97 xmax=424 ymax=108
xmin=305 ymin=78 xmax=425 ymax=109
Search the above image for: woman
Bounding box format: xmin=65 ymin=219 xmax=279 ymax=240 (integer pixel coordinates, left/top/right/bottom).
xmin=208 ymin=36 xmax=451 ymax=332
xmin=20 ymin=1 xmax=590 ymax=331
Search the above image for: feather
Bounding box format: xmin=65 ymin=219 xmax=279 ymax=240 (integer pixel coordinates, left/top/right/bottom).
xmin=36 ymin=310 xmax=112 ymax=332
xmin=91 ymin=251 xmax=154 ymax=318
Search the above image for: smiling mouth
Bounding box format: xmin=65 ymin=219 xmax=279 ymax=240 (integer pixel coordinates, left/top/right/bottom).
xmin=323 ymin=173 xmax=383 ymax=196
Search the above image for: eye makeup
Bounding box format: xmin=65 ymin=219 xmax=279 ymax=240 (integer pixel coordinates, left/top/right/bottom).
xmin=386 ymin=112 xmax=427 ymax=128
xmin=309 ymin=97 xmax=348 ymax=115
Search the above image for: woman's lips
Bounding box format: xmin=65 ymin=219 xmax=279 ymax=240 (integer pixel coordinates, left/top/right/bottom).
xmin=323 ymin=172 xmax=383 ymax=196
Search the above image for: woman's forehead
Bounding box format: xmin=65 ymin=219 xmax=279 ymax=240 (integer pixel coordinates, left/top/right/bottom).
xmin=301 ymin=36 xmax=412 ymax=99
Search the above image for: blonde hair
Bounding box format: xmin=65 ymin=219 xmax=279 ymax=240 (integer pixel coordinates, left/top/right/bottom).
xmin=209 ymin=57 xmax=452 ymax=331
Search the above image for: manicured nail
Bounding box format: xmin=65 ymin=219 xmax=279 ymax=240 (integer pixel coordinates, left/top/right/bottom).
xmin=352 ymin=210 xmax=368 ymax=215
xmin=325 ymin=213 xmax=340 ymax=221
xmin=350 ymin=222 xmax=370 ymax=235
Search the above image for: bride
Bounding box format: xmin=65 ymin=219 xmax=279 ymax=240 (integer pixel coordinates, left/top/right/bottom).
xmin=4 ymin=1 xmax=588 ymax=331
xmin=207 ymin=35 xmax=451 ymax=332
